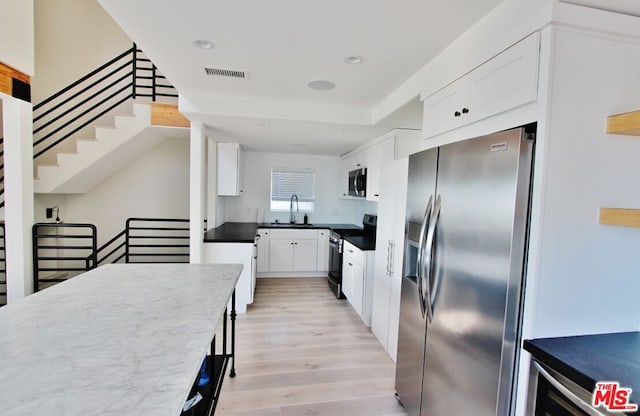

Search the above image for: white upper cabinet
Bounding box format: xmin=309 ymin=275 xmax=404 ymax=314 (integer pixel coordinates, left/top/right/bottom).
xmin=366 ymin=137 xmax=394 ymax=202
xmin=340 ymin=129 xmax=421 ymax=200
xmin=423 ymin=32 xmax=540 ymax=139
xmin=217 ymin=142 xmax=244 ymax=196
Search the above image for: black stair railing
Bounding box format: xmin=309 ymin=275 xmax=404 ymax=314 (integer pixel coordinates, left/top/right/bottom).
xmin=95 ymin=217 xmax=190 ymax=266
xmin=0 ymin=222 xmax=6 ymax=306
xmin=32 ymin=44 xmax=178 ymax=161
xmin=125 ymin=218 xmax=190 ymax=264
xmin=32 ymin=223 xmax=98 ymax=292
xmin=32 ymin=218 xmax=190 ymax=292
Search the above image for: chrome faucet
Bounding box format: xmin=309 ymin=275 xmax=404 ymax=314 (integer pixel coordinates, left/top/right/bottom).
xmin=290 ymin=194 xmax=299 ymax=224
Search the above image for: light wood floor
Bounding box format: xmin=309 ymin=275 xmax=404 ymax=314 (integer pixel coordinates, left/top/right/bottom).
xmin=215 ymin=278 xmax=407 ymax=416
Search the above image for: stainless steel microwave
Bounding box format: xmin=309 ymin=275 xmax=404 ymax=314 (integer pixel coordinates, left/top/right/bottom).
xmin=348 ymin=168 xmax=367 ymax=197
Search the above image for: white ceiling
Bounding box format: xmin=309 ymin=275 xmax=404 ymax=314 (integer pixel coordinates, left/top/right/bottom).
xmin=97 ymin=0 xmax=640 ymax=154
xmin=561 ymin=0 xmax=640 ymax=17
xmin=97 ymin=0 xmax=503 ymax=154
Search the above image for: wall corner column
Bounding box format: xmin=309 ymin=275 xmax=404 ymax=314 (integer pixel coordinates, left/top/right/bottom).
xmin=2 ymin=94 xmax=34 ymax=301
xmin=189 ymin=122 xmax=206 ymax=263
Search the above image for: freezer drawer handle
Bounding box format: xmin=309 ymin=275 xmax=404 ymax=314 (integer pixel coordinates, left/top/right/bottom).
xmin=533 ymin=362 xmax=606 ymax=416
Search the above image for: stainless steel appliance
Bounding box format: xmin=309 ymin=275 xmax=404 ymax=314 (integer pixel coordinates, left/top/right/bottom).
xmin=527 ymin=360 xmax=610 ymax=416
xmin=395 ymin=125 xmax=535 ymax=416
xmin=348 ymin=168 xmax=367 ymax=197
xmin=328 ymin=214 xmax=377 ymax=298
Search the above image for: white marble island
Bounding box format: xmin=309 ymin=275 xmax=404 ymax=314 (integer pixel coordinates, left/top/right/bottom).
xmin=0 ymin=263 xmax=242 ymax=416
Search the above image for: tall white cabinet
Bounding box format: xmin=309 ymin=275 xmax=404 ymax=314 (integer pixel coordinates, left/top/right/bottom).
xmin=217 ymin=142 xmax=244 ymax=196
xmin=371 ymin=158 xmax=409 ymax=361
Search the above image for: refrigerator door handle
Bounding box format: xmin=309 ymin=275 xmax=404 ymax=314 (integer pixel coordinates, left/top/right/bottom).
xmin=386 ymin=240 xmax=391 ymax=275
xmin=416 ymin=195 xmax=433 ymax=319
xmin=389 ymin=241 xmax=394 ymax=276
xmin=424 ymin=195 xmax=441 ymax=322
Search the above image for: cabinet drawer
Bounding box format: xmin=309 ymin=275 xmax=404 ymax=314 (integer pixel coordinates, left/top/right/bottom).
xmin=343 ymin=241 xmax=364 ymax=266
xmin=268 ymin=229 xmax=318 ymax=240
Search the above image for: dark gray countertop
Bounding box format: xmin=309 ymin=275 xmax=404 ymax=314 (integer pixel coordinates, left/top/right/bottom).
xmin=203 ymin=222 xmax=363 ymax=243
xmin=344 ymin=235 xmax=376 ymax=251
xmin=524 ymin=332 xmax=640 ymax=410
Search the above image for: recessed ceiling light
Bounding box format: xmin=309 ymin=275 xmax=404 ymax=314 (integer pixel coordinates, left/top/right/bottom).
xmin=193 ymin=39 xmax=214 ymax=49
xmin=307 ymin=80 xmax=336 ymax=91
xmin=344 ymin=56 xmax=363 ymax=64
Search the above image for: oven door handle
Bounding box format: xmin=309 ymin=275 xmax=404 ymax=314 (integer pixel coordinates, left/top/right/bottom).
xmin=533 ymin=362 xmax=607 ymax=416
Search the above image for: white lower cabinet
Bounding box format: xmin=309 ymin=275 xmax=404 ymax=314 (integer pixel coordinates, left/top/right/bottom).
xmin=371 ymin=158 xmax=409 ymax=361
xmin=203 ymin=243 xmax=254 ymax=314
xmin=316 ymin=230 xmax=329 ymax=272
xmin=256 ymin=229 xmax=270 ymax=272
xmin=261 ymin=229 xmax=322 ymax=274
xmin=342 ymin=240 xmax=374 ymax=326
xmin=292 ymin=239 xmax=318 ymax=271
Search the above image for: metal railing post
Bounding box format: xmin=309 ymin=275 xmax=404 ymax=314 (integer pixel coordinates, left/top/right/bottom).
xmin=152 ymin=65 xmax=157 ymax=102
xmin=132 ymin=43 xmax=137 ymax=99
xmin=125 ymin=219 xmax=131 ymax=263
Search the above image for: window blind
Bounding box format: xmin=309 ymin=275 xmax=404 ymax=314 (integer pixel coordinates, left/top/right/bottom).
xmin=271 ymin=169 xmax=315 ymax=211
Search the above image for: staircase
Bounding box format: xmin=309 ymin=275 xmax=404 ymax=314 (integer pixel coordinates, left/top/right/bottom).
xmin=34 ymin=103 xmax=188 ymax=193
xmin=30 ymin=44 xmax=188 ymax=194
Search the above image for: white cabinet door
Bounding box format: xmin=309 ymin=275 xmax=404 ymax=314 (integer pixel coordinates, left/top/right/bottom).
xmin=366 ymin=137 xmax=395 ymax=202
xmin=342 ymin=255 xmax=353 ymax=300
xmin=202 ymin=243 xmax=254 ymax=314
xmin=256 ymin=229 xmax=270 ymax=272
xmin=466 ymin=32 xmax=539 ymax=126
xmin=293 ymin=239 xmax=318 ymax=272
xmin=422 ymin=77 xmax=469 ymax=139
xmin=388 ymin=159 xmax=409 ymax=362
xmin=217 ymin=142 xmax=244 ymax=196
xmin=422 ymin=32 xmax=540 ymax=140
xmin=350 ymin=261 xmax=365 ymax=318
xmin=371 ymin=158 xmax=409 ymax=361
xmin=316 ymin=230 xmax=329 ymax=272
xmin=269 ymin=239 xmax=294 ymax=272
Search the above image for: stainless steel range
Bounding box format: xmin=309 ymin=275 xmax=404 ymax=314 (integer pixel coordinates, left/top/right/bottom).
xmin=327 ymin=214 xmax=377 ymax=299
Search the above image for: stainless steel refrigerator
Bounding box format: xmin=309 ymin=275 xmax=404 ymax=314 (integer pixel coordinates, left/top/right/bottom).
xmin=395 ymin=126 xmax=534 ymax=416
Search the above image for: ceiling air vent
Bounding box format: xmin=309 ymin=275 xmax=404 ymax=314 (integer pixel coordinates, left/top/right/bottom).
xmin=204 ymin=67 xmax=246 ymax=79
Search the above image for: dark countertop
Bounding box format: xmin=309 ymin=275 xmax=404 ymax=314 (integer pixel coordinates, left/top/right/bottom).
xmin=524 ymin=332 xmax=640 ymax=408
xmin=258 ymin=223 xmax=361 ymax=231
xmin=203 ymin=222 xmax=259 ymax=243
xmin=203 ymin=222 xmax=363 ymax=243
xmin=344 ymin=235 xmax=376 ymax=251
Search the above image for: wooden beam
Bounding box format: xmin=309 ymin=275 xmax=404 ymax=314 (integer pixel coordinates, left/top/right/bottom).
xmin=599 ymin=208 xmax=640 ymax=228
xmin=150 ymin=103 xmax=190 ymax=128
xmin=607 ymin=110 xmax=640 ymax=136
xmin=0 ymin=62 xmax=31 ymax=102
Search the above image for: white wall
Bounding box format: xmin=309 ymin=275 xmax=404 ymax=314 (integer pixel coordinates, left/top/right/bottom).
xmin=221 ymin=151 xmax=376 ymax=225
xmin=34 ymin=136 xmax=190 ymax=246
xmin=527 ymin=28 xmax=640 ymax=338
xmin=0 ymin=0 xmax=34 ymax=75
xmin=32 ymin=0 xmax=130 ymax=102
